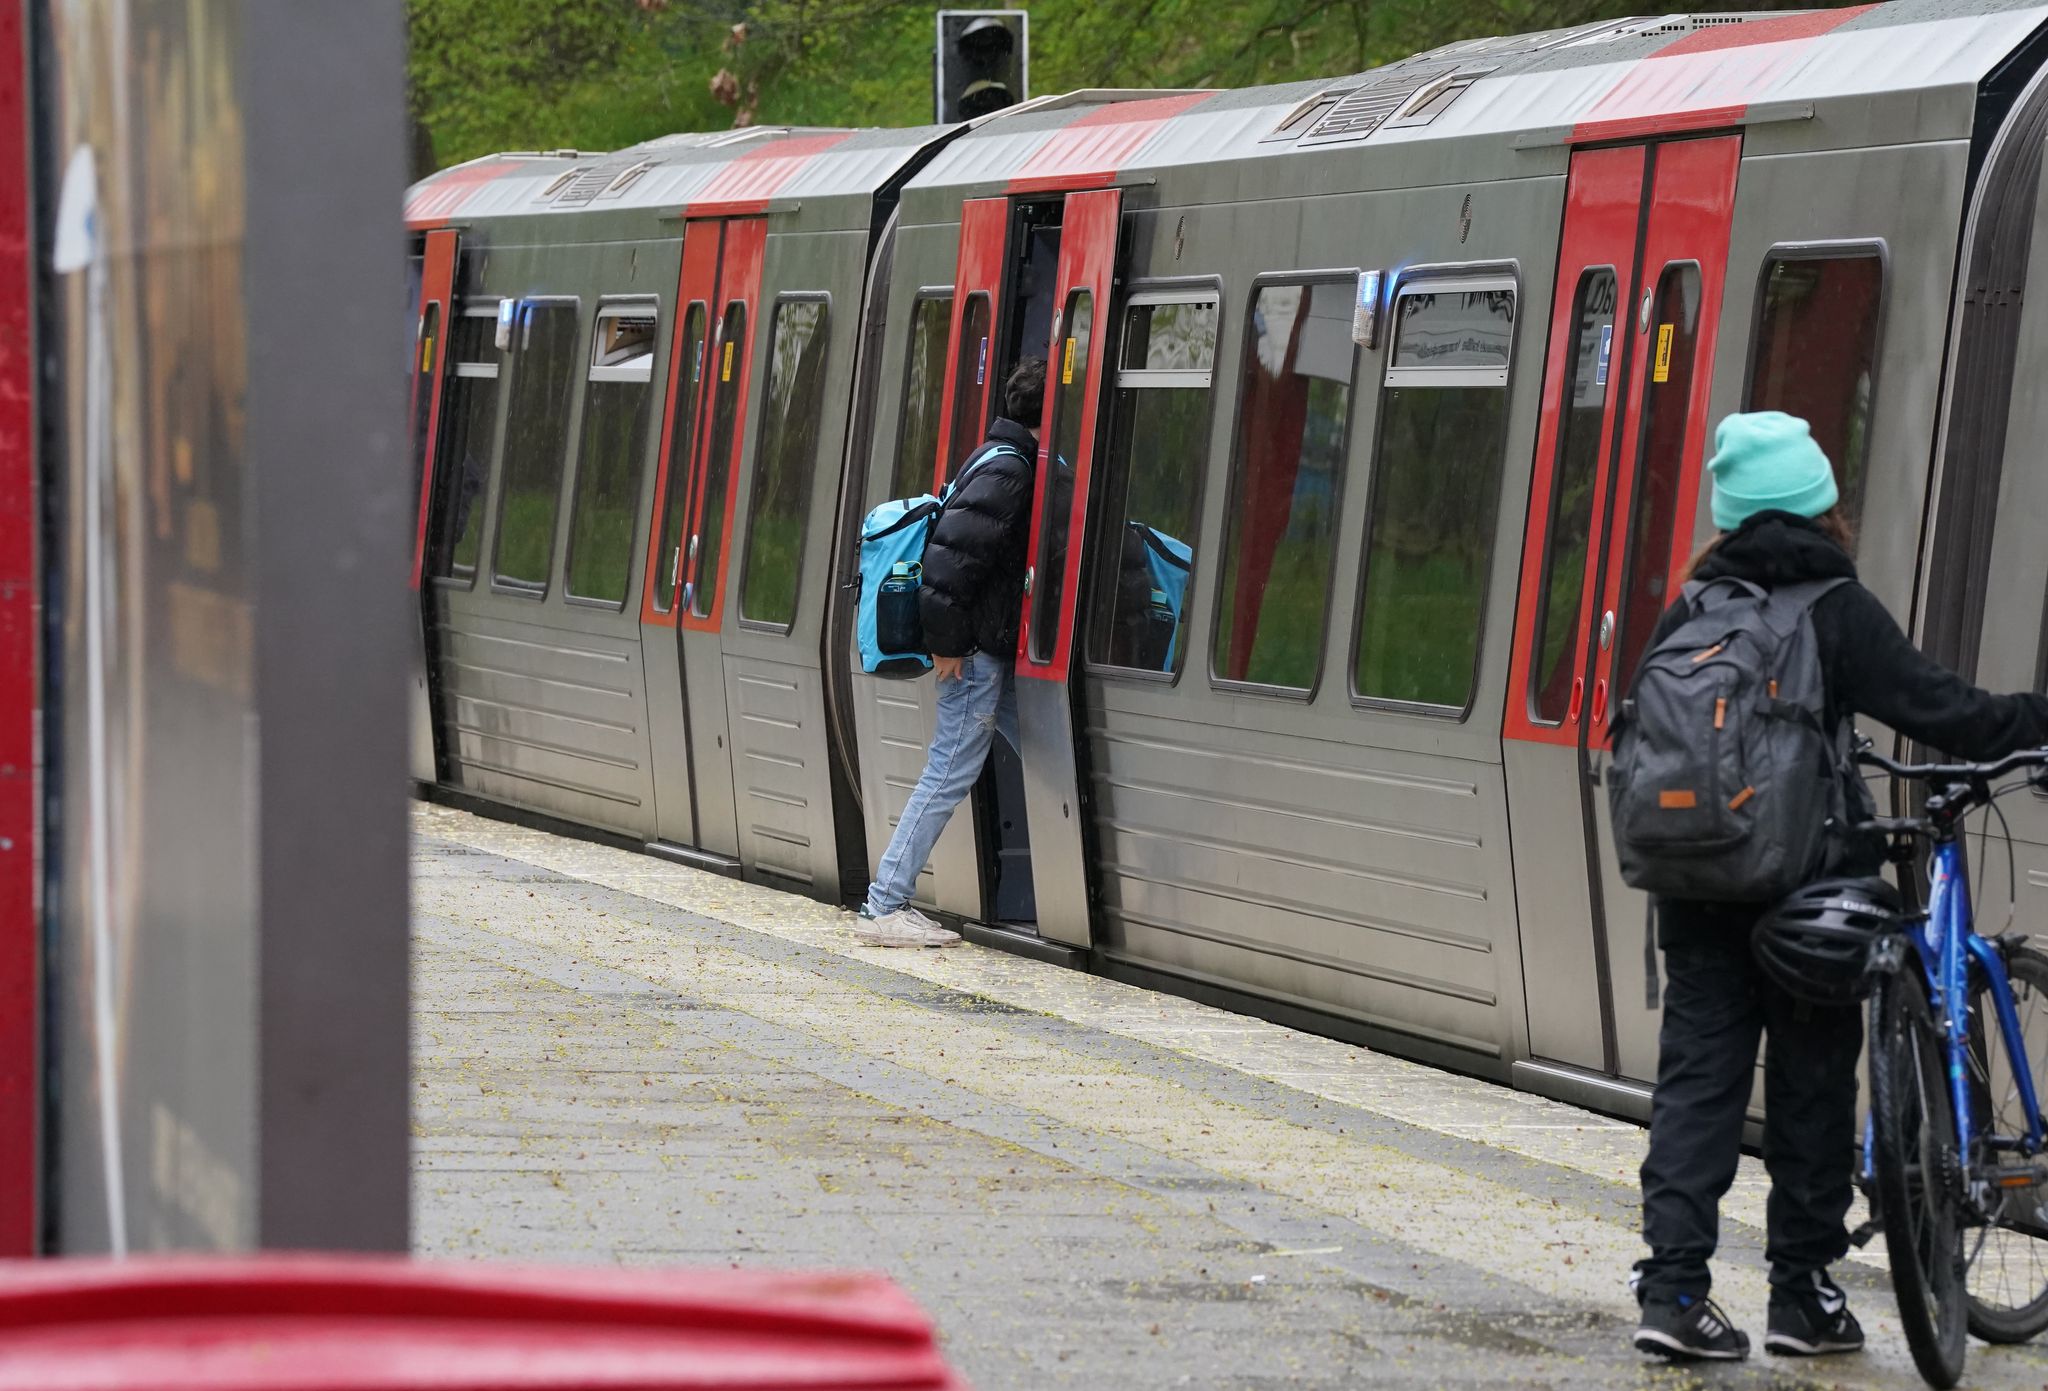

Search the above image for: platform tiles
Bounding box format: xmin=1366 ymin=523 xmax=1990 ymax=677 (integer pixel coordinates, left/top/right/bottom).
xmin=412 ymin=801 xmax=2048 ymax=1389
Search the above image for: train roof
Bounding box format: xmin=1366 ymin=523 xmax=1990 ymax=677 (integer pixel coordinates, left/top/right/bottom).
xmin=408 ymin=0 xmax=2048 ymax=232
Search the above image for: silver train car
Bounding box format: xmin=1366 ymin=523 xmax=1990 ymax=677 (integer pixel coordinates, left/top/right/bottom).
xmin=404 ymin=0 xmax=2048 ymax=1120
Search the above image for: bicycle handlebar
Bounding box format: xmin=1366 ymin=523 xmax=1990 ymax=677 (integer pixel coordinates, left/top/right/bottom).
xmin=1855 ymin=745 xmax=2048 ymax=785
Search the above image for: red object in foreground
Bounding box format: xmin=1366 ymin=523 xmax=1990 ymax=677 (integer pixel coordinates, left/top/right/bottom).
xmin=0 ymin=1257 xmax=968 ymax=1390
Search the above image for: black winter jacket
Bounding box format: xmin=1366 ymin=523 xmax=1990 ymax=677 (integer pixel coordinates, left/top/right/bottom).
xmin=918 ymin=417 xmax=1038 ymax=659
xmin=1654 ymin=511 xmax=2048 ymax=946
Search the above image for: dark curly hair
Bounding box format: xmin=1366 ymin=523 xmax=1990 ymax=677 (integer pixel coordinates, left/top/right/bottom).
xmin=1004 ymin=357 xmax=1047 ymax=429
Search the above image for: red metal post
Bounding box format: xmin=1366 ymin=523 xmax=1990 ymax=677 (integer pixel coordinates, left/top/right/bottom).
xmin=0 ymin=0 xmax=40 ymax=1256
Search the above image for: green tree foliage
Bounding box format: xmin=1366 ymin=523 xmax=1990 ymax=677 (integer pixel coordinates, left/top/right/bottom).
xmin=410 ymin=0 xmax=1859 ymax=171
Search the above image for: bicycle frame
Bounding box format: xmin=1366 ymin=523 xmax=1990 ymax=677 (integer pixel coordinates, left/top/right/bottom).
xmin=1912 ymin=834 xmax=2046 ymax=1160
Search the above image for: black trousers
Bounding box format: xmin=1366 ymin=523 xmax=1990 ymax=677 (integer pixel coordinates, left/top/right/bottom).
xmin=1636 ymin=929 xmax=1863 ymax=1303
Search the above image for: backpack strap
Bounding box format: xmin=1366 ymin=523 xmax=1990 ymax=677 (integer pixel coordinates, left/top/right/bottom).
xmin=1680 ymin=575 xmax=1767 ymax=614
xmin=940 ymin=442 xmax=1028 ymax=505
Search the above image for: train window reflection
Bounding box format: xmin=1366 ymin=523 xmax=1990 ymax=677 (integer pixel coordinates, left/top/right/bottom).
xmin=687 ymin=300 xmax=747 ymax=620
xmin=1212 ymin=280 xmax=1356 ymax=693
xmin=1529 ymin=268 xmax=1617 ymax=723
xmin=1612 ymin=263 xmax=1703 ymax=696
xmin=740 ymin=296 xmax=831 ymax=628
xmin=652 ymin=302 xmax=709 ymax=613
xmin=493 ymin=300 xmax=582 ymax=593
xmin=943 ymin=293 xmax=993 ymax=482
xmin=1088 ymin=294 xmax=1219 ymax=675
xmin=1354 ymin=280 xmax=1515 ymax=710
xmin=565 ymin=304 xmax=658 ymax=607
xmin=1029 ymin=289 xmax=1093 ymax=665
xmin=1747 ymin=250 xmax=1883 ymax=534
xmin=891 ymin=293 xmax=953 ymax=499
xmin=427 ymin=308 xmax=500 ymax=583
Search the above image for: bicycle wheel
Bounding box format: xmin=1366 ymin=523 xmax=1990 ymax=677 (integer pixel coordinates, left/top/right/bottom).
xmin=1872 ymin=967 xmax=1968 ymax=1388
xmin=1965 ymin=944 xmax=2048 ymax=1343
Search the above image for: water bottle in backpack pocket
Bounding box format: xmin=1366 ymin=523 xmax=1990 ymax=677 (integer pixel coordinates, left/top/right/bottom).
xmin=1607 ymin=576 xmax=1852 ymax=903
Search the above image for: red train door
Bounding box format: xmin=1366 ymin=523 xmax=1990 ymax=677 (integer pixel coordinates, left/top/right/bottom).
xmin=1014 ymin=187 xmax=1121 ymax=950
xmin=409 ymin=228 xmax=459 ymax=783
xmin=1505 ymin=136 xmax=1740 ymax=1089
xmin=670 ymin=217 xmax=766 ymax=860
xmin=639 ymin=226 xmax=724 ymax=850
xmin=932 ymin=199 xmax=1008 ymax=489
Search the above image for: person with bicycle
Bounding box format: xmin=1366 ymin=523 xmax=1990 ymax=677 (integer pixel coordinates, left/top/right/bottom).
xmin=1626 ymin=411 xmax=2048 ymax=1362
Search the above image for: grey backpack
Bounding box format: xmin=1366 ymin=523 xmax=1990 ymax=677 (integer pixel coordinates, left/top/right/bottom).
xmin=1608 ymin=576 xmax=1861 ymax=904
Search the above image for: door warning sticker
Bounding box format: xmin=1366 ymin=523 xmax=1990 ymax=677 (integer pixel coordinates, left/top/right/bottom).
xmin=1062 ymin=336 xmax=1077 ymax=385
xmin=722 ymin=340 xmax=735 ymax=382
xmin=1653 ymin=324 xmax=1674 ymax=384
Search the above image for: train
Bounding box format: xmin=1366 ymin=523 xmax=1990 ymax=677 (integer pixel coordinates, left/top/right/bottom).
xmin=403 ymin=0 xmax=2048 ymax=1122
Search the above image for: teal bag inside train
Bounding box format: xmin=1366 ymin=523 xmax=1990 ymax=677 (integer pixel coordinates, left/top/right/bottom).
xmin=854 ymin=442 xmax=1025 ymax=679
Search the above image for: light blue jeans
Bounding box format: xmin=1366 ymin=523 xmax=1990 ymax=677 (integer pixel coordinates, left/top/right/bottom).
xmin=865 ymin=650 xmax=1020 ymax=916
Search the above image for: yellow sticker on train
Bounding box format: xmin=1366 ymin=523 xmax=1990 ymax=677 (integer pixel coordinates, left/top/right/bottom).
xmin=1062 ymin=337 xmax=1076 ymax=385
xmin=1653 ymin=324 xmax=1674 ymax=383
xmin=722 ymin=340 xmax=735 ymax=382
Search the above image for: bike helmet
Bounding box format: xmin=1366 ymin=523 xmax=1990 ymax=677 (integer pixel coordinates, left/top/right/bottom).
xmin=1752 ymin=877 xmax=1903 ymax=1007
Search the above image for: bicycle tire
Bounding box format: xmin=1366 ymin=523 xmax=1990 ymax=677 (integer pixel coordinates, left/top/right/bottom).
xmin=1872 ymin=968 xmax=1968 ymax=1388
xmin=1965 ymin=944 xmax=2048 ymax=1343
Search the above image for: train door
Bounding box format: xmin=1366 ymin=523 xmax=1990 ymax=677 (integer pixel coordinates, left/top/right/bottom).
xmin=856 ymin=198 xmax=1013 ymax=923
xmin=1014 ymin=187 xmax=1121 ymax=949
xmin=1506 ymin=136 xmax=1739 ymax=1091
xmin=408 ymin=228 xmax=459 ymax=783
xmin=667 ymin=217 xmax=766 ymax=860
xmin=638 ymin=227 xmax=721 ymax=853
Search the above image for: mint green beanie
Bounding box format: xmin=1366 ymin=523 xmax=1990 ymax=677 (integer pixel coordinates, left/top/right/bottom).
xmin=1707 ymin=411 xmax=1839 ymax=531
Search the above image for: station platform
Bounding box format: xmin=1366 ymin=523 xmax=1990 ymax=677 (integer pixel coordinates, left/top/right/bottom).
xmin=411 ymin=802 xmax=2048 ymax=1389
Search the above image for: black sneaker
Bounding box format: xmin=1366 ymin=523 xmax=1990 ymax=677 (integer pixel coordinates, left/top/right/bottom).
xmin=1765 ymin=1271 xmax=1865 ymax=1356
xmin=1635 ymin=1294 xmax=1750 ymax=1361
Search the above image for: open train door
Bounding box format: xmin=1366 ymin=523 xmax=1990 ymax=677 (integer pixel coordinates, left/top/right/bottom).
xmin=408 ymin=227 xmax=459 ymax=783
xmin=1504 ymin=136 xmax=1738 ymax=1107
xmin=1013 ymin=188 xmax=1120 ymax=950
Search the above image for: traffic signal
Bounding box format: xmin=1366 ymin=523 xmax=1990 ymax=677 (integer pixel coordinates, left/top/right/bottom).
xmin=935 ymin=10 xmax=1028 ymax=124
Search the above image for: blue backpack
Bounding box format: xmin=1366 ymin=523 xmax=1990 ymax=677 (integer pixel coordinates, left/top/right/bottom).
xmin=855 ymin=442 xmax=1026 ymax=679
xmin=1134 ymin=524 xmax=1193 ymax=668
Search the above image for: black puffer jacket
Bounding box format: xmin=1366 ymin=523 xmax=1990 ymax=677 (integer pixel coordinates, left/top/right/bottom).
xmin=1656 ymin=511 xmax=2048 ymax=946
xmin=919 ymin=417 xmax=1038 ymax=659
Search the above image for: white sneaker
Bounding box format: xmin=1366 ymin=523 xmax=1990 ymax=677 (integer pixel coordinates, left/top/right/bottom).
xmin=855 ymin=906 xmax=961 ymax=948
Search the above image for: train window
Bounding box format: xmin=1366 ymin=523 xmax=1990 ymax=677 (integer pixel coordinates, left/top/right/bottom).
xmin=943 ymin=293 xmax=993 ymax=482
xmin=1027 ymin=289 xmax=1094 ymax=665
xmin=687 ymin=300 xmax=747 ymax=619
xmin=652 ymin=302 xmax=709 ymax=613
xmin=1527 ymin=268 xmax=1617 ymax=724
xmin=493 ymin=300 xmax=580 ymax=594
xmin=1747 ymin=249 xmax=1884 ymax=531
xmin=1353 ymin=279 xmax=1515 ymax=711
xmin=739 ymin=296 xmax=831 ymax=629
xmin=1211 ymin=279 xmax=1356 ymax=693
xmin=1087 ymin=293 xmax=1219 ymax=676
xmin=890 ymin=292 xmax=953 ymax=500
xmin=1612 ymin=263 xmax=1703 ymax=695
xmin=426 ymin=307 xmax=501 ymax=582
xmin=565 ymin=304 xmax=658 ymax=607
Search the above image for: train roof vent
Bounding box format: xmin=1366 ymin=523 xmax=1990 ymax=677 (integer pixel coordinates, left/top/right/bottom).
xmin=549 ymin=158 xmax=640 ymax=207
xmin=1299 ymin=60 xmax=1460 ymax=144
xmin=596 ymin=159 xmax=660 ymax=199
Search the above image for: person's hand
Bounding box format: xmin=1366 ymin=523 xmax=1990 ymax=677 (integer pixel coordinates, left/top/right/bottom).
xmin=933 ymin=655 xmax=964 ymax=683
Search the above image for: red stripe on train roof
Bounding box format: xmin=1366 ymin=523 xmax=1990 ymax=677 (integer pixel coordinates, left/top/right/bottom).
xmin=683 ymin=131 xmax=856 ymax=217
xmin=405 ymin=159 xmax=528 ymax=229
xmin=1654 ymin=4 xmax=1876 ymax=57
xmin=1568 ymin=4 xmax=1874 ymax=143
xmin=1008 ymin=91 xmax=1214 ymax=194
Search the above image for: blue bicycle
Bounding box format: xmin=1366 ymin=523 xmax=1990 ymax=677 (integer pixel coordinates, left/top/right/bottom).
xmin=1857 ymin=745 xmax=2048 ymax=1387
